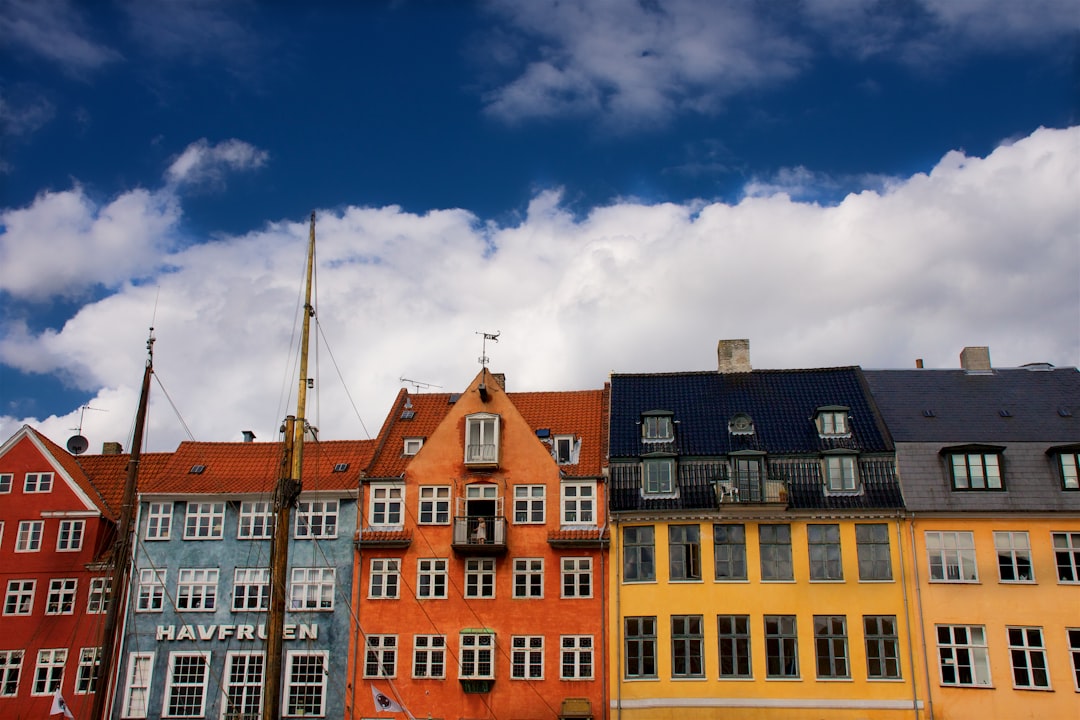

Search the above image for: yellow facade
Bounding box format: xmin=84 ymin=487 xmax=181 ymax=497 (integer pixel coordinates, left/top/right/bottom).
xmin=906 ymin=515 xmax=1080 ymax=720
xmin=608 ymin=513 xmax=930 ymax=720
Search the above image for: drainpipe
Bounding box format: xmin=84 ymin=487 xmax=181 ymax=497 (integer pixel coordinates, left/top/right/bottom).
xmin=908 ymin=517 xmax=935 ymax=720
xmin=599 ymin=477 xmax=609 ymax=720
xmin=614 ymin=517 xmax=622 ymax=720
xmin=896 ymin=516 xmax=921 ymax=720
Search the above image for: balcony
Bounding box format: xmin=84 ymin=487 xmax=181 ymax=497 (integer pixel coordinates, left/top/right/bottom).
xmin=451 ymin=515 xmax=507 ymax=555
xmin=465 ymin=443 xmax=498 ymax=468
xmin=714 ymin=477 xmax=787 ymax=505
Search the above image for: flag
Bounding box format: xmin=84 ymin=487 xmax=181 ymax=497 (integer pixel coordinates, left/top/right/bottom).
xmin=51 ymin=689 xmax=74 ymax=719
xmin=371 ymin=685 xmax=404 ymax=713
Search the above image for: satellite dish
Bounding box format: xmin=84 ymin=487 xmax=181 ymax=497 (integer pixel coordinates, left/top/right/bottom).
xmin=67 ymin=435 xmax=89 ymax=455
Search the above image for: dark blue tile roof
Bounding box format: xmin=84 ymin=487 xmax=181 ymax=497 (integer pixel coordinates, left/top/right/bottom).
xmin=863 ymin=367 xmax=1080 ymax=443
xmin=609 ymin=368 xmax=892 ymax=458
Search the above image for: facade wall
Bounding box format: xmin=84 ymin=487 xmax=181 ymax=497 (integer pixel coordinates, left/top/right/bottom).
xmin=112 ymin=493 xmax=357 ymax=720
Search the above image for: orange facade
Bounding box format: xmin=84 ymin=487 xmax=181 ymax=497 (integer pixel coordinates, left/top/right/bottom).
xmin=350 ymin=370 xmax=609 ymax=719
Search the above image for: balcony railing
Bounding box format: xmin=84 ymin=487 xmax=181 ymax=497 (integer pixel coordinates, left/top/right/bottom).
xmin=466 ymin=443 xmax=498 ymax=465
xmin=714 ymin=476 xmax=787 ymax=505
xmin=451 ymin=515 xmax=507 ymax=555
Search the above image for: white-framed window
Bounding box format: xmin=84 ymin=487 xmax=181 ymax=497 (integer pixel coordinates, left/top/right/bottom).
xmin=57 ymin=519 xmax=85 ymax=551
xmin=403 ymin=437 xmax=424 ymax=456
xmin=238 ymin=501 xmax=272 ymax=539
xmin=1008 ymin=627 xmax=1050 ymax=689
xmin=87 ymin=577 xmax=112 ymax=614
xmin=465 ymin=558 xmax=496 ymax=598
xmin=296 ymin=499 xmax=339 ymax=538
xmin=3 ymin=580 xmax=35 ymax=615
xmin=1059 ymin=452 xmax=1080 ymax=490
xmin=369 ymin=484 xmax=404 ymax=527
xmin=948 ymin=450 xmax=1003 ymax=490
xmin=0 ymin=473 xmax=11 ymax=493
xmin=232 ymin=568 xmax=270 ymax=611
xmin=511 ymin=636 xmax=544 ymax=680
xmin=176 ymin=568 xmax=218 ymax=612
xmin=31 ymin=648 xmax=66 ymax=696
xmin=824 ymin=454 xmax=859 ymax=492
xmin=560 ymin=635 xmax=594 ymax=680
xmin=561 ymin=557 xmax=592 ymax=598
xmin=146 ymin=502 xmax=173 ymax=540
xmin=369 ymin=559 xmax=400 ymax=599
xmin=363 ymin=635 xmax=397 ymax=678
xmin=554 ymin=435 xmax=577 ymax=464
xmin=0 ymin=649 xmax=23 ymax=697
xmin=1053 ymin=531 xmax=1080 ymax=583
xmin=465 ymin=413 xmax=500 ymax=465
xmin=926 ymin=531 xmax=978 ymax=582
xmin=75 ymin=647 xmax=101 ymax=694
xmin=417 ymin=559 xmax=448 ymax=599
xmin=163 ymin=651 xmax=210 ymax=717
xmin=45 ymin=578 xmax=77 ymax=615
xmin=16 ymin=520 xmax=43 ymax=552
xmin=513 ymin=558 xmax=544 ymax=599
xmin=222 ymin=651 xmax=264 ymax=720
xmin=937 ymin=625 xmax=991 ymax=687
xmin=120 ymin=652 xmax=154 ymax=719
xmin=284 ymin=651 xmax=327 ymax=717
xmin=643 ymin=457 xmax=675 ymax=495
xmin=994 ymin=531 xmax=1034 ymax=583
xmin=412 ymin=635 xmax=446 ymax=679
xmin=1067 ymin=628 xmax=1080 ymax=692
xmin=136 ymin=569 xmax=166 ymax=612
xmin=24 ymin=472 xmax=54 ymax=493
xmin=418 ymin=486 xmax=450 ymax=525
xmin=183 ymin=502 xmax=225 ymax=540
xmin=816 ymin=409 xmax=850 ymax=437
xmin=561 ymin=481 xmax=595 ymax=524
xmin=289 ymin=567 xmax=335 ymax=611
xmin=641 ymin=413 xmax=673 ymax=441
xmin=459 ymin=632 xmax=495 ymax=679
xmin=513 ymin=485 xmax=545 ymax=524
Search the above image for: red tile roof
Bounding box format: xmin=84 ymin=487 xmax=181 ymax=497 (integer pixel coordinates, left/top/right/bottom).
xmin=364 ymin=390 xmax=456 ymax=478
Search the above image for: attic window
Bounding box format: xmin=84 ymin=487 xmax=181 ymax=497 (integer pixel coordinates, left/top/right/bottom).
xmin=822 ymin=452 xmax=860 ymax=494
xmin=1048 ymin=445 xmax=1080 ymax=491
xmin=189 ymin=465 xmax=206 ymax=474
xmin=553 ymin=435 xmax=576 ymax=464
xmin=400 ymin=410 xmax=416 ymax=420
xmin=728 ymin=413 xmax=755 ymax=436
xmin=641 ymin=411 xmax=674 ymax=441
xmin=404 ymin=438 xmax=424 ymax=456
xmin=332 ymin=463 xmax=350 ymax=473
xmin=815 ymin=407 xmax=851 ymax=437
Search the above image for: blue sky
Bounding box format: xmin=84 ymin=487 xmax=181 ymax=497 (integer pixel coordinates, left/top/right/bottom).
xmin=1 ymin=0 xmax=1077 ymax=452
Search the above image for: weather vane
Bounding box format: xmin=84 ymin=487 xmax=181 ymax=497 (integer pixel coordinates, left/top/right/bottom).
xmin=476 ymin=331 xmax=500 ymax=368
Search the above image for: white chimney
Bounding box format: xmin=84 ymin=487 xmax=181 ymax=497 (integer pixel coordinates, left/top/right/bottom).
xmin=717 ymin=339 xmax=751 ymax=373
xmin=960 ymin=346 xmax=991 ymax=373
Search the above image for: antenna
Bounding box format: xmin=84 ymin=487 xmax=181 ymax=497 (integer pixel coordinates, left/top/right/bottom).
xmin=399 ymin=377 xmax=443 ymax=393
xmin=476 ymin=330 xmax=500 ymax=368
xmin=67 ymin=404 xmax=106 ymax=456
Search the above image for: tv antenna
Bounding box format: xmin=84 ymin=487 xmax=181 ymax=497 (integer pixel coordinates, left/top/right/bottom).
xmin=67 ymin=405 xmax=105 ymax=456
xmin=476 ymin=330 xmax=500 ymax=368
xmin=400 ymin=377 xmax=442 ymax=393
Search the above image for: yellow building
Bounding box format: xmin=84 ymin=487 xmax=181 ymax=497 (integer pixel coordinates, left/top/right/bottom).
xmin=866 ymin=349 xmax=1080 ymax=720
xmin=607 ymin=340 xmax=928 ymax=719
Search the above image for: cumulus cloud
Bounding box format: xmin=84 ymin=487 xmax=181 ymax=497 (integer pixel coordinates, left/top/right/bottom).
xmin=0 ymin=0 xmax=121 ymax=72
xmin=0 ymin=185 xmax=181 ymax=301
xmin=480 ymin=0 xmax=1079 ymax=125
xmin=1 ymin=126 xmax=1077 ymax=452
xmin=165 ymin=138 xmax=269 ymax=190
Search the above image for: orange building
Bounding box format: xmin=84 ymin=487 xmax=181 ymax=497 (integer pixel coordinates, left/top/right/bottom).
xmin=350 ymin=369 xmax=609 ymax=719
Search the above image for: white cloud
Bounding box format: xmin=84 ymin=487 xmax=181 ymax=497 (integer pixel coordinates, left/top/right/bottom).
xmin=0 ymin=185 xmax=181 ymax=301
xmin=1 ymin=126 xmax=1077 ymax=452
xmin=480 ymin=0 xmax=1078 ymax=125
xmin=0 ymin=0 xmax=121 ymax=71
xmin=165 ymin=138 xmax=269 ymax=190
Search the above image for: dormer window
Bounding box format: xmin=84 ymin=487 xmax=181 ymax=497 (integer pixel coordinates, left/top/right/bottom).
xmin=554 ymin=435 xmax=577 ymax=465
xmin=728 ymin=413 xmax=755 ymax=436
xmin=1048 ymin=446 xmax=1080 ymax=490
xmin=642 ymin=411 xmax=674 ymax=442
xmin=823 ymin=452 xmax=859 ymax=493
xmin=943 ymin=445 xmax=1004 ymax=491
xmin=404 ymin=438 xmax=424 ymax=456
xmin=815 ymin=407 xmax=851 ymax=437
xmin=465 ymin=413 xmax=500 ymax=466
xmin=643 ymin=457 xmax=676 ymax=495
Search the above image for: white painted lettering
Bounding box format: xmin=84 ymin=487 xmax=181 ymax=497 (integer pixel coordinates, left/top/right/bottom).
xmin=298 ymin=624 xmax=318 ymax=641
xmin=218 ymin=625 xmax=235 ymax=640
xmin=177 ymin=625 xmax=195 ymax=641
xmin=237 ymin=625 xmax=254 ymax=640
xmin=156 ymin=626 xmax=175 ymax=641
xmin=197 ymin=625 xmax=217 ymax=641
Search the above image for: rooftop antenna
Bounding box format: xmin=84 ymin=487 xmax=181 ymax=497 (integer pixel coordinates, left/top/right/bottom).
xmin=476 ymin=330 xmax=500 ymax=368
xmin=399 ymin=377 xmax=443 ymax=393
xmin=67 ymin=404 xmax=106 ymax=455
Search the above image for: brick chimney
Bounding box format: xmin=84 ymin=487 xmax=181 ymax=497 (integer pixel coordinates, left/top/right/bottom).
xmin=102 ymin=442 xmax=123 ymax=455
xmin=717 ymin=339 xmax=751 ymax=373
xmin=960 ymin=346 xmax=992 ymax=373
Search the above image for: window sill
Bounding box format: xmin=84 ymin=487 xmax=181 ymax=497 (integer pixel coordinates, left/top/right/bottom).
xmin=815 ymin=677 xmax=854 ymax=682
xmin=928 ymin=579 xmax=981 ymax=584
xmin=857 ymin=579 xmax=896 ymax=584
xmin=713 ymin=578 xmax=750 ymax=583
xmin=998 ymin=580 xmax=1037 ymax=585
xmin=808 ymin=579 xmax=846 ymax=584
